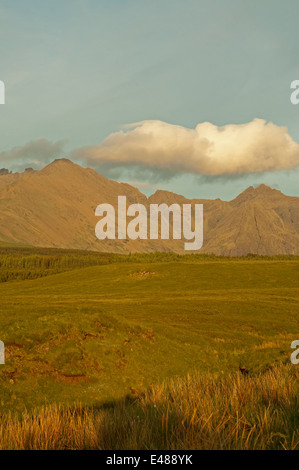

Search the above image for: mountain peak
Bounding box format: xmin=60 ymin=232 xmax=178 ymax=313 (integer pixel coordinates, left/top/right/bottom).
xmin=40 ymin=158 xmax=80 ymax=175
xmin=51 ymin=158 xmax=74 ymax=166
xmin=254 ymin=184 xmax=276 ymax=193
xmin=233 ymin=184 xmax=282 ymax=203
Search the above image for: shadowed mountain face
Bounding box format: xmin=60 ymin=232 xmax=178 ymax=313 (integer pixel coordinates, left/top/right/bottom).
xmin=0 ymin=159 xmax=298 ymax=256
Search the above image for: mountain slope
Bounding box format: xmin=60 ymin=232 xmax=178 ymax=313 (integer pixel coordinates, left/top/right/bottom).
xmin=0 ymin=159 xmax=298 ymax=255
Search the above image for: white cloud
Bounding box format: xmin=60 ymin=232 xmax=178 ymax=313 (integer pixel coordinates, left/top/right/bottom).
xmin=72 ymin=119 xmax=299 ymax=177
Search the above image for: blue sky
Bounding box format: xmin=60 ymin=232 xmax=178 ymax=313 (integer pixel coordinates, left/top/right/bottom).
xmin=0 ymin=0 xmax=299 ymax=199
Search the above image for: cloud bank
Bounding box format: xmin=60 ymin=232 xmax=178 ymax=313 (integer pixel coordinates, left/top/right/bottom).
xmin=72 ymin=119 xmax=299 ymax=178
xmin=2 ymin=120 xmax=299 ymax=180
xmin=0 ymin=139 xmax=67 ymax=170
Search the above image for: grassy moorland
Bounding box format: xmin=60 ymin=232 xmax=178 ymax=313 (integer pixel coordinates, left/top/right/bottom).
xmin=0 ymin=363 xmax=298 ymax=450
xmin=0 ymin=246 xmax=298 ymax=449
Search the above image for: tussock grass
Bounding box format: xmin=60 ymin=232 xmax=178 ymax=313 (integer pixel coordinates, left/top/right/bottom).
xmin=1 ymin=363 xmax=298 ymax=450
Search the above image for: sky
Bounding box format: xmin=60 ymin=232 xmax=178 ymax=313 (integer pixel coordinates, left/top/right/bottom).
xmin=0 ymin=0 xmax=299 ymax=200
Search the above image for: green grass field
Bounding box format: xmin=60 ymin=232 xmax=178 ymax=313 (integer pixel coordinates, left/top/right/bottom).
xmin=0 ymin=247 xmax=298 ymax=416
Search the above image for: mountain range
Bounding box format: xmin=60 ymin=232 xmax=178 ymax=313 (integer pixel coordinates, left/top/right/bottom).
xmin=0 ymin=158 xmax=298 ymax=256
